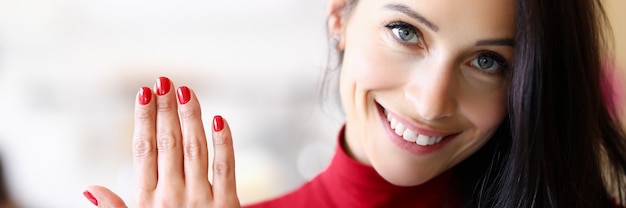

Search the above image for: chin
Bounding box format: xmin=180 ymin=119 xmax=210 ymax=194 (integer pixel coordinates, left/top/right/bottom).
xmin=363 ymin=129 xmax=445 ymax=186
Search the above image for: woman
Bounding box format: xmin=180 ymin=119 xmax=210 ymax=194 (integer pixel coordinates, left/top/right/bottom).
xmin=84 ymin=0 xmax=626 ymax=207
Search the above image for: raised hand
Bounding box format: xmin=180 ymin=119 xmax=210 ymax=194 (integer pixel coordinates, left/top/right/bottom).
xmin=84 ymin=77 xmax=240 ymax=208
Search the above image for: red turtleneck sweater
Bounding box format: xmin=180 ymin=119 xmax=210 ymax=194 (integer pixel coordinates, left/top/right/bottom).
xmin=244 ymin=128 xmax=461 ymax=208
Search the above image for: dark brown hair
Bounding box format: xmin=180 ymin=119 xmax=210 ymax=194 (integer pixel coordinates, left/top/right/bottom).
xmin=325 ymin=0 xmax=626 ymax=206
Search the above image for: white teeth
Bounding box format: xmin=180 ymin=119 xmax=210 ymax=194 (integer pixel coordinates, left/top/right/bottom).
xmin=390 ymin=118 xmax=398 ymax=128
xmin=385 ymin=111 xmax=445 ymax=146
xmin=394 ymin=123 xmax=406 ymax=135
xmin=416 ymin=135 xmax=430 ymax=146
xmin=428 ymin=137 xmax=437 ymax=145
xmin=415 ymin=135 xmax=443 ymax=146
xmin=402 ymin=129 xmax=418 ymax=142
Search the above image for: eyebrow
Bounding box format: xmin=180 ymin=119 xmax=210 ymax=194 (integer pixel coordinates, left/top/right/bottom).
xmin=476 ymin=39 xmax=515 ymax=47
xmin=384 ymin=3 xmax=439 ymax=32
xmin=385 ymin=3 xmax=515 ymax=48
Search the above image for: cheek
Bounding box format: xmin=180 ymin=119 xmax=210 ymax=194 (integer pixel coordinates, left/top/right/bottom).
xmin=341 ymin=31 xmax=407 ymax=92
xmin=460 ymin=87 xmax=508 ymax=131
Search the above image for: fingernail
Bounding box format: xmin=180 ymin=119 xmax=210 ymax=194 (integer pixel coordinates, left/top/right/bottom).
xmin=213 ymin=115 xmax=224 ymax=132
xmin=83 ymin=190 xmax=98 ymax=206
xmin=156 ymin=77 xmax=171 ymax=96
xmin=138 ymin=87 xmax=152 ymax=105
xmin=177 ymin=86 xmax=191 ymax=104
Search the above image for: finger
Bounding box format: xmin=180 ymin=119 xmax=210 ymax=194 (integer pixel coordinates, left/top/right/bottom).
xmin=177 ymin=86 xmax=212 ymax=199
xmin=84 ymin=185 xmax=128 ymax=208
xmin=132 ymin=87 xmax=158 ymax=192
xmin=154 ymin=77 xmax=185 ymax=189
xmin=211 ymin=116 xmax=240 ymax=206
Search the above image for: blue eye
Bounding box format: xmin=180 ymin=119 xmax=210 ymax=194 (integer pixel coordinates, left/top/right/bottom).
xmin=470 ymin=53 xmax=508 ymax=73
xmin=386 ymin=22 xmax=419 ymax=44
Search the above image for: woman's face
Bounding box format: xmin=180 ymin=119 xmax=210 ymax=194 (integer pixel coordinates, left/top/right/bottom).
xmin=335 ymin=0 xmax=515 ymax=186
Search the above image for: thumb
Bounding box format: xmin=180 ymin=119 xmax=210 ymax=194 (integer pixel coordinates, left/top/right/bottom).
xmin=84 ymin=185 xmax=128 ymax=208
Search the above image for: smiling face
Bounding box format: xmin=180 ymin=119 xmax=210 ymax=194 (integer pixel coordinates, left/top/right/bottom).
xmin=331 ymin=0 xmax=515 ymax=186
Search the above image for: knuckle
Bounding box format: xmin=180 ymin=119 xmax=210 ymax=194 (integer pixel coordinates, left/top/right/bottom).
xmin=179 ymin=106 xmax=201 ymax=120
xmin=133 ymin=138 xmax=154 ymax=159
xmin=157 ymin=99 xmax=176 ymax=112
xmin=183 ymin=141 xmax=202 ymax=159
xmin=185 ymin=198 xmax=207 ymax=208
xmin=155 ymin=190 xmax=185 ymax=208
xmin=156 ymin=199 xmax=172 ymax=208
xmin=156 ymin=132 xmax=176 ymax=151
xmin=135 ymin=108 xmax=155 ymax=121
xmin=132 ymin=192 xmax=152 ymax=207
xmin=213 ymin=160 xmax=232 ymax=176
xmin=213 ymin=136 xmax=230 ymax=146
xmin=155 ymin=199 xmax=174 ymax=208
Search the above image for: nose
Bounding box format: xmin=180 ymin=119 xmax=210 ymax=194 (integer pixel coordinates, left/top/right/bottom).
xmin=404 ymin=60 xmax=457 ymax=121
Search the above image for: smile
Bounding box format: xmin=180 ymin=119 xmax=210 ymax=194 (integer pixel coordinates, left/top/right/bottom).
xmin=385 ymin=112 xmax=444 ymax=146
xmin=376 ymin=102 xmax=459 ymax=154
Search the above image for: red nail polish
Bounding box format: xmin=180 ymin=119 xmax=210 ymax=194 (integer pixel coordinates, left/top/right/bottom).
xmin=138 ymin=87 xmax=152 ymax=105
xmin=83 ymin=190 xmax=98 ymax=206
xmin=213 ymin=115 xmax=224 ymax=132
xmin=177 ymin=86 xmax=191 ymax=104
xmin=156 ymin=77 xmax=171 ymax=96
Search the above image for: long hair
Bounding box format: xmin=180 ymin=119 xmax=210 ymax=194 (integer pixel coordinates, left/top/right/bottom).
xmin=457 ymin=0 xmax=626 ymax=207
xmin=327 ymin=0 xmax=626 ymax=207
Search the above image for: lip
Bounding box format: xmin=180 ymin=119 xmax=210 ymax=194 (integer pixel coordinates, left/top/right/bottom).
xmin=386 ymin=110 xmax=455 ymax=138
xmin=376 ymin=102 xmax=459 ymax=155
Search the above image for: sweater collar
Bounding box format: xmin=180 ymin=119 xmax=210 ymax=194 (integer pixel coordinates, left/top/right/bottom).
xmin=318 ymin=126 xmax=459 ymax=207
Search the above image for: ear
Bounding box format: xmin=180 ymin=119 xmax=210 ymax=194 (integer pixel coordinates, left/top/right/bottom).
xmin=327 ymin=0 xmax=348 ymax=50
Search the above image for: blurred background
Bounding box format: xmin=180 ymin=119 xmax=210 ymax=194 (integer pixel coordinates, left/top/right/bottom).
xmin=0 ymin=0 xmax=623 ymax=207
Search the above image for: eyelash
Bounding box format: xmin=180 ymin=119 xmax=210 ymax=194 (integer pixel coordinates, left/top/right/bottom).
xmin=384 ymin=21 xmax=424 ymax=49
xmin=469 ymin=52 xmax=510 ymax=75
xmin=385 ymin=21 xmax=510 ymax=75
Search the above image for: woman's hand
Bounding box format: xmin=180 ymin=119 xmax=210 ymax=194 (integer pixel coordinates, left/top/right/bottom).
xmin=84 ymin=77 xmax=240 ymax=208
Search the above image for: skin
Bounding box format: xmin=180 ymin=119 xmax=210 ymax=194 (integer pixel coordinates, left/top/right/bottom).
xmin=86 ymin=78 xmax=240 ymax=207
xmin=332 ymin=0 xmax=515 ymax=186
xmin=86 ymin=0 xmax=515 ymax=206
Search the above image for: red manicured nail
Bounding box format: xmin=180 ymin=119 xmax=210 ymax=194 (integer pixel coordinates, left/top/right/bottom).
xmin=213 ymin=115 xmax=224 ymax=132
xmin=156 ymin=77 xmax=171 ymax=96
xmin=177 ymin=86 xmax=191 ymax=104
xmin=83 ymin=190 xmax=98 ymax=206
xmin=138 ymin=87 xmax=152 ymax=105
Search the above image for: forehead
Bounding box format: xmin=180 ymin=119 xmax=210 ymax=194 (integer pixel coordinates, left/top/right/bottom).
xmin=360 ymin=0 xmax=516 ymax=38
